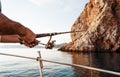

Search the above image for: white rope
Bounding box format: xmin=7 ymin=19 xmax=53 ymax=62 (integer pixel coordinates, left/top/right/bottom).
xmin=41 ymin=59 xmax=120 ymax=76
xmin=0 ymin=52 xmax=120 ymax=76
xmin=0 ymin=53 xmax=36 ymax=60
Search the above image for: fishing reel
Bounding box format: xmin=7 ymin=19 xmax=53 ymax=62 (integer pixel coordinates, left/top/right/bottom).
xmin=36 ymin=30 xmax=83 ymax=49
xmin=39 ymin=35 xmax=56 ymax=49
xmin=45 ymin=40 xmax=56 ymax=49
xmin=45 ymin=36 xmax=56 ymax=49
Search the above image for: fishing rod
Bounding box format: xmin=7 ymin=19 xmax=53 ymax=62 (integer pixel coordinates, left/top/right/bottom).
xmin=35 ymin=30 xmax=83 ymax=49
xmin=35 ymin=31 xmax=82 ymax=38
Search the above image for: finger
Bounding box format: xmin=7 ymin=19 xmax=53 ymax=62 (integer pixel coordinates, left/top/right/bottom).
xmin=22 ymin=39 xmax=40 ymax=48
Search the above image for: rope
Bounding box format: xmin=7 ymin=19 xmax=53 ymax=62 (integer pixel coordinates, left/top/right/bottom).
xmin=0 ymin=53 xmax=36 ymax=60
xmin=41 ymin=59 xmax=120 ymax=76
xmin=0 ymin=52 xmax=120 ymax=76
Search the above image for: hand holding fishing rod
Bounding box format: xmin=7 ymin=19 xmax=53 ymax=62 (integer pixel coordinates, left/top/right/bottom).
xmin=0 ymin=1 xmax=82 ymax=49
xmin=19 ymin=30 xmax=82 ymax=49
xmin=0 ymin=2 xmax=81 ymax=49
xmin=1 ymin=30 xmax=82 ymax=49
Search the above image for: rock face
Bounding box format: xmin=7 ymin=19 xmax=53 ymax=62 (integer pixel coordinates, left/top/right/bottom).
xmin=59 ymin=0 xmax=120 ymax=52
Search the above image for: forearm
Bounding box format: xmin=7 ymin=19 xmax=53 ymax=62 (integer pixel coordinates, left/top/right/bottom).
xmin=0 ymin=35 xmax=20 ymax=43
xmin=0 ymin=13 xmax=37 ymax=45
xmin=0 ymin=13 xmax=26 ymax=36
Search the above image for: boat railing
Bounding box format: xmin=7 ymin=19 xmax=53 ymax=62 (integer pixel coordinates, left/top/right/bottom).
xmin=0 ymin=51 xmax=120 ymax=77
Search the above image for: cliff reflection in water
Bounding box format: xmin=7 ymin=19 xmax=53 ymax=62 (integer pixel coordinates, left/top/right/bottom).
xmin=68 ymin=52 xmax=120 ymax=77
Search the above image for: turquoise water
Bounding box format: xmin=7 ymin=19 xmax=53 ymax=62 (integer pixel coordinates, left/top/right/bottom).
xmin=0 ymin=48 xmax=120 ymax=77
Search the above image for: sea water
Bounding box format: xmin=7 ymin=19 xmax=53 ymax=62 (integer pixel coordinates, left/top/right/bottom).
xmin=0 ymin=48 xmax=120 ymax=77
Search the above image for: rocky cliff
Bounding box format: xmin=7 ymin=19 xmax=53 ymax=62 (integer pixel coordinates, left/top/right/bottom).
xmin=59 ymin=0 xmax=120 ymax=52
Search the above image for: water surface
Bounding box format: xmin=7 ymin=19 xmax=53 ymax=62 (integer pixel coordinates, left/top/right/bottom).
xmin=0 ymin=48 xmax=120 ymax=77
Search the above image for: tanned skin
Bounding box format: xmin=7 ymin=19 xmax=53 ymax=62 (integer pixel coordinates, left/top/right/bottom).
xmin=0 ymin=13 xmax=39 ymax=48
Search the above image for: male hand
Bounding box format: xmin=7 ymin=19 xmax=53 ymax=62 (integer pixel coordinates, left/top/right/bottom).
xmin=20 ymin=28 xmax=39 ymax=48
xmin=20 ymin=39 xmax=39 ymax=48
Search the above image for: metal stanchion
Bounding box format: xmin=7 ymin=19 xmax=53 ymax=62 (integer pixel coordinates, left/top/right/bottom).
xmin=37 ymin=51 xmax=43 ymax=77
